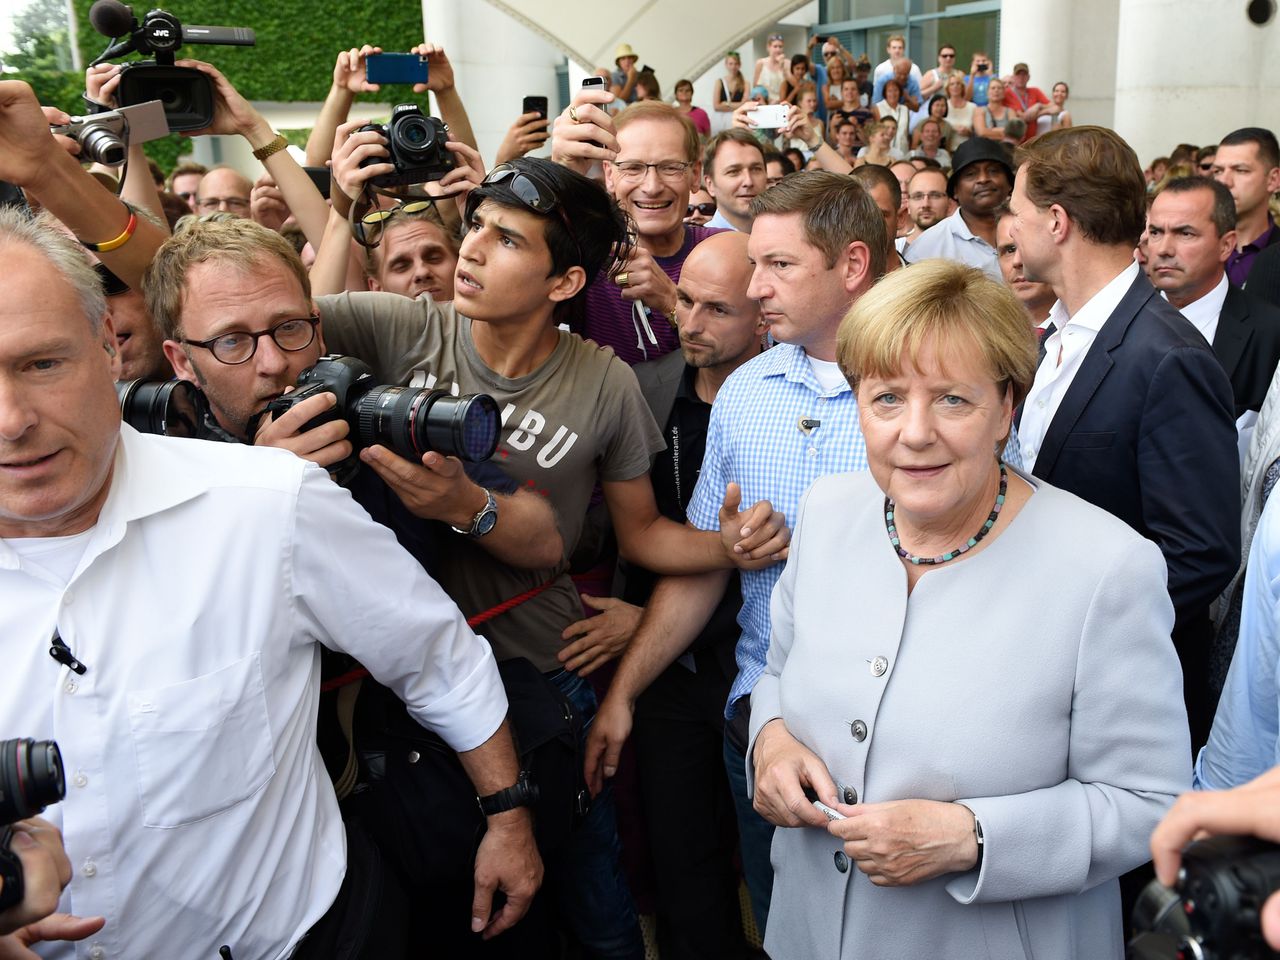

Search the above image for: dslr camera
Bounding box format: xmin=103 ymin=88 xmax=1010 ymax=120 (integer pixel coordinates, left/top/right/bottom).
xmin=87 ymin=1 xmax=255 ymax=131
xmin=1128 ymin=835 xmax=1280 ymax=960
xmin=0 ymin=739 xmax=66 ymax=913
xmin=357 ymin=104 xmax=455 ymax=187
xmin=49 ymin=99 xmax=169 ymax=166
xmin=256 ymin=355 xmax=499 ymax=485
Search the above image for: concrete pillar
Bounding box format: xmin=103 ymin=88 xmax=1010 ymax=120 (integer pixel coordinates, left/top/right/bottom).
xmin=1114 ymin=0 xmax=1280 ymax=166
xmin=422 ymin=0 xmax=564 ymax=163
xmin=999 ymin=0 xmax=1118 ymax=129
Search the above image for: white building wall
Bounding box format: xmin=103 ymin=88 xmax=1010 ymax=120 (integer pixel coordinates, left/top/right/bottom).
xmin=1114 ymin=0 xmax=1280 ymax=166
xmin=999 ymin=0 xmax=1119 ymax=130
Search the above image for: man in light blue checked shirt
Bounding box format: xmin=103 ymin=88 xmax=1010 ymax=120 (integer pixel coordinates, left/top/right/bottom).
xmin=587 ymin=172 xmax=887 ymax=934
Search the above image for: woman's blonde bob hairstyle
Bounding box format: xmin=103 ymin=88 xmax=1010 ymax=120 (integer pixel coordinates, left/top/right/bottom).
xmin=836 ymin=259 xmax=1038 ymax=415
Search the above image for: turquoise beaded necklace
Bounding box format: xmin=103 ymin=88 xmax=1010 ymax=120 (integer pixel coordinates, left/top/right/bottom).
xmin=884 ymin=462 xmax=1008 ymax=565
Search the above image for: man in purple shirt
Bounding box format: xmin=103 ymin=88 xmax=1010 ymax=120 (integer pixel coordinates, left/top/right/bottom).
xmin=1213 ymin=127 xmax=1280 ymax=287
xmin=553 ymin=98 xmax=725 ymax=364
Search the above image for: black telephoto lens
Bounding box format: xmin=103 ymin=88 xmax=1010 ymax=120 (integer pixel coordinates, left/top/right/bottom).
xmin=115 ymin=379 xmax=202 ymax=437
xmin=421 ymin=392 xmax=500 ymax=462
xmin=355 ymin=386 xmax=499 ymax=462
xmin=0 ymin=739 xmax=65 ymax=825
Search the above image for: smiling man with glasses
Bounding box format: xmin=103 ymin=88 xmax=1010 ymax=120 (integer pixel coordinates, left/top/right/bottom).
xmin=553 ymin=98 xmax=729 ymax=364
xmin=194 ymin=165 xmax=253 ymax=218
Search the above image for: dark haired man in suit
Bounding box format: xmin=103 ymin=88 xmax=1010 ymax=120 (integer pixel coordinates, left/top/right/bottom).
xmin=1009 ymin=127 xmax=1240 ymax=749
xmin=1146 ymin=176 xmax=1280 ymax=423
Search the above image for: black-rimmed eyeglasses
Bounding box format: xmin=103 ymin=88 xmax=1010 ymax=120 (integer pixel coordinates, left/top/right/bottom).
xmin=180 ymin=315 xmax=320 ymax=365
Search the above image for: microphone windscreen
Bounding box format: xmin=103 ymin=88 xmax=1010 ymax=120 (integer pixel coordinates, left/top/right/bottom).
xmin=89 ymin=0 xmax=134 ymax=38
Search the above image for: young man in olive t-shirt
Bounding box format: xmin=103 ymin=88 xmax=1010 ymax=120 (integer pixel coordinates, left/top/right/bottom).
xmin=314 ymin=157 xmax=787 ymax=956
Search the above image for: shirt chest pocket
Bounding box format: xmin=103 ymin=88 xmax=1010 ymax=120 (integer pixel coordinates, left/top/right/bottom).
xmin=127 ymin=653 xmax=276 ymax=828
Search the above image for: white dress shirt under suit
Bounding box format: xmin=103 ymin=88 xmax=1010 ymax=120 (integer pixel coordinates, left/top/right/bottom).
xmin=0 ymin=426 xmax=507 ymax=960
xmin=1018 ymin=261 xmax=1140 ymax=470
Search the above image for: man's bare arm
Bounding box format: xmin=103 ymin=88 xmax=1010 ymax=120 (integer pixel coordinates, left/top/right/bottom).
xmin=583 ymin=570 xmax=731 ymax=794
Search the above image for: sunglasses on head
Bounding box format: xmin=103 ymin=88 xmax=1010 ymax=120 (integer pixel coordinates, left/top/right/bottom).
xmin=351 ymin=199 xmax=436 ymax=249
xmin=769 ymin=34 xmax=785 ymax=41
xmin=686 ymin=202 xmax=716 ymax=218
xmin=467 ymin=163 xmax=584 ymax=264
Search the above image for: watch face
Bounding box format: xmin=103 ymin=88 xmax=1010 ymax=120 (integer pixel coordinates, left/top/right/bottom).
xmin=474 ymin=509 xmax=498 ymax=536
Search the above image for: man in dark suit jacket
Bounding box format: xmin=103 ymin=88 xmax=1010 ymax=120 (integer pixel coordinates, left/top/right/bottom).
xmin=1146 ymin=176 xmax=1280 ymax=419
xmin=1010 ymin=128 xmax=1241 ymax=749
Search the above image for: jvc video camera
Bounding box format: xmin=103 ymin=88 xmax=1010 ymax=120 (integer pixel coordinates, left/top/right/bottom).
xmin=357 ymin=104 xmax=455 ymax=187
xmin=87 ymin=1 xmax=255 ymax=131
xmin=50 ymin=99 xmax=169 ymax=166
xmin=0 ymin=739 xmax=66 ymax=912
xmin=1128 ymin=835 xmax=1280 ymax=960
xmin=257 ymin=355 xmax=500 ymax=485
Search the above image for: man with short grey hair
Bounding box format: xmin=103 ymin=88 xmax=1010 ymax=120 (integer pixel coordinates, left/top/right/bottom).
xmin=0 ymin=206 xmax=530 ymax=958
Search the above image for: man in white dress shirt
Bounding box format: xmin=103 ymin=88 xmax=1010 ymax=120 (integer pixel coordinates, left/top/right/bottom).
xmin=0 ymin=207 xmax=538 ymax=958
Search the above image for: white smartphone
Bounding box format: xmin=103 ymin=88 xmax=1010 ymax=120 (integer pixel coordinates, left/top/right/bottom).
xmin=813 ymin=799 xmax=846 ymax=821
xmin=748 ymin=104 xmax=790 ymax=129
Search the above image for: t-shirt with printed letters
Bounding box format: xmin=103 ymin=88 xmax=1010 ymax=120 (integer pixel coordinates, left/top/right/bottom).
xmin=316 ymin=292 xmax=665 ymax=670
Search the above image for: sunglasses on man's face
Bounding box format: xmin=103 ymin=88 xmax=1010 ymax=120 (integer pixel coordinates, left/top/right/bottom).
xmin=686 ymin=202 xmax=716 ymax=218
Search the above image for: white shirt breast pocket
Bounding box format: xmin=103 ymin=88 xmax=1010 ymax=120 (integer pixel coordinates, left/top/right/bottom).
xmin=127 ymin=652 xmax=276 ymax=828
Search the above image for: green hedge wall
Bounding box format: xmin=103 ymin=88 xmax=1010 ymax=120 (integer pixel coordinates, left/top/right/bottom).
xmin=14 ymin=1 xmax=426 ymax=174
xmin=71 ymin=0 xmax=425 ymax=102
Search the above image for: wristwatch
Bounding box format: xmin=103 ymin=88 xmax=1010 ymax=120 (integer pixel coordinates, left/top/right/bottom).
xmin=477 ymin=770 xmax=539 ymax=816
xmin=452 ymin=488 xmax=498 ymax=538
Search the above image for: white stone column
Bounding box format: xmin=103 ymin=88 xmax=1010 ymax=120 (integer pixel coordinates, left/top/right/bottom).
xmin=422 ymin=0 xmax=564 ymax=163
xmin=1114 ymin=0 xmax=1280 ymax=166
xmin=999 ymin=0 xmax=1118 ymax=129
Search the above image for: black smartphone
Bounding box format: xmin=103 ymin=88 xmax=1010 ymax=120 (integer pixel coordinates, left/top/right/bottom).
xmin=582 ymin=76 xmax=606 ymax=89
xmin=522 ymin=95 xmax=549 ymax=122
xmin=365 ymin=53 xmax=429 ymax=86
xmin=976 ymin=63 xmax=989 ymax=73
xmin=302 ymin=166 xmax=331 ymax=201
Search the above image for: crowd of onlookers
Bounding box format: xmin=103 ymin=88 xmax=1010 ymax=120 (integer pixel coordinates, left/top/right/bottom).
xmin=5 ymin=22 xmax=1280 ymax=960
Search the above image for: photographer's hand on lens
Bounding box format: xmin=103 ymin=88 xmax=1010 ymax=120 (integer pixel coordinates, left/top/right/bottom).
xmin=583 ymin=693 xmax=635 ymax=797
xmin=359 ymin=446 xmax=487 ymax=528
xmin=252 ymin=389 xmax=353 ymax=470
xmin=751 ymin=718 xmax=841 ymax=829
xmin=423 ymin=139 xmax=485 ymax=226
xmin=718 ymin=483 xmax=790 ymax=570
xmin=330 ymin=119 xmax=391 ymax=202
xmin=334 ymin=44 xmax=383 ymax=94
xmin=176 ymin=59 xmax=274 ymax=148
xmin=0 ymin=820 xmax=70 ymax=937
xmin=494 ymin=111 xmax=550 ymax=166
xmin=828 ymin=798 xmax=980 ymax=888
xmin=1151 ymin=765 xmax=1280 ymax=949
xmin=558 ymin=595 xmax=642 ymax=677
xmin=550 ymin=88 xmax=619 ymax=174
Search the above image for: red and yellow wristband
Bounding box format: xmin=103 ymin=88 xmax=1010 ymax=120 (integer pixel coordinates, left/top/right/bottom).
xmin=81 ymin=205 xmax=137 ymax=253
